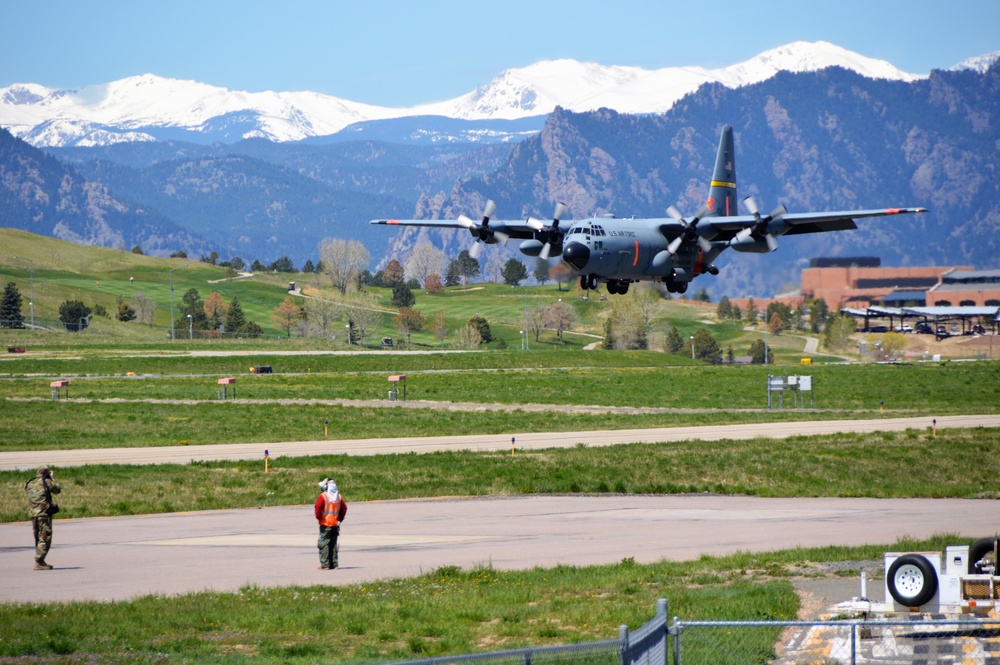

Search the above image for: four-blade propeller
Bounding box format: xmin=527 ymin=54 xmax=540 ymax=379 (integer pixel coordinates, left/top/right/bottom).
xmin=735 ymin=196 xmax=786 ymax=251
xmin=526 ymin=202 xmax=567 ymax=260
xmin=666 ymin=203 xmax=713 ymax=255
xmin=457 ymin=200 xmax=507 ymax=259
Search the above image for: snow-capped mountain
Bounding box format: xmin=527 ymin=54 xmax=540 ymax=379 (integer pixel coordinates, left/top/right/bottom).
xmin=0 ymin=41 xmax=935 ymax=147
xmin=950 ymin=50 xmax=1000 ymax=73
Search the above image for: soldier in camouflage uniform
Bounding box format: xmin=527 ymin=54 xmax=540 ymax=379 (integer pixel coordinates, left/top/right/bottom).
xmin=25 ymin=466 xmax=61 ymax=570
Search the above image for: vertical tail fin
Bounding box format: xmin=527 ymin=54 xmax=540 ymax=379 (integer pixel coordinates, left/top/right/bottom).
xmin=708 ymin=124 xmax=737 ymax=217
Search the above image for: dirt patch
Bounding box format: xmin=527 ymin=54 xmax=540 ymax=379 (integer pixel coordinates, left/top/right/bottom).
xmin=789 ymin=560 xmax=883 ymax=619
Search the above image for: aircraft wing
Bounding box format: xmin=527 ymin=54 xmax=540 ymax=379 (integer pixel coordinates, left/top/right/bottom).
xmin=700 ymin=207 xmax=928 ymax=242
xmin=368 ymin=218 xmax=538 ymax=240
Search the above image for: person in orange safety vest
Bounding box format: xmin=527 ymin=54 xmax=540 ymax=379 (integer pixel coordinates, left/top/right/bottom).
xmin=314 ymin=478 xmax=347 ymax=570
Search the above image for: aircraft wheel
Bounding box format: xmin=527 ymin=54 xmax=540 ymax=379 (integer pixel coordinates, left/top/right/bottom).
xmin=580 ymin=275 xmax=589 ymax=291
xmin=620 ymin=282 xmax=630 ymax=294
xmin=676 ymin=282 xmax=688 ymax=294
xmin=887 ymin=554 xmax=938 ymax=607
xmin=968 ymin=537 xmax=999 ymax=573
xmin=587 ymin=275 xmax=599 ymax=290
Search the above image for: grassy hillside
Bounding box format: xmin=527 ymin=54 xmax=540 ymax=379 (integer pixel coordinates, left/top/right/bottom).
xmin=0 ymin=228 xmax=809 ymax=359
xmin=1 ymin=228 xmax=989 ymax=362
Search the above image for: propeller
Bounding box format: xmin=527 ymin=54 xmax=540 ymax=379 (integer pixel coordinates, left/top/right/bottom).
xmin=457 ymin=200 xmax=507 ymax=259
xmin=666 ymin=203 xmax=713 ymax=255
xmin=526 ymin=202 xmax=567 ymax=260
xmin=736 ymin=196 xmax=786 ymax=251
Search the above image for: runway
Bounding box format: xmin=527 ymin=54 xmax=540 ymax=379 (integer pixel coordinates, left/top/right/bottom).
xmin=1 ymin=494 xmax=996 ymax=604
xmin=2 ymin=414 xmax=997 ymax=471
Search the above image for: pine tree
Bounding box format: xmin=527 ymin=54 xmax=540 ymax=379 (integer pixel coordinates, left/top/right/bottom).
xmin=468 ymin=315 xmax=493 ymax=343
xmin=716 ymin=296 xmax=733 ymax=320
xmin=455 ymin=250 xmax=480 ymax=284
xmin=0 ymin=282 xmax=25 ymax=329
xmin=501 ymin=259 xmax=528 ymax=286
xmin=445 ymin=259 xmax=462 ymax=286
xmin=391 ymin=283 xmax=415 ymax=308
xmin=692 ymin=328 xmax=722 ymax=364
xmin=225 ymin=296 xmax=247 ymax=332
xmin=665 ymin=325 xmax=684 ymax=353
xmin=58 ymin=300 xmax=92 ymax=332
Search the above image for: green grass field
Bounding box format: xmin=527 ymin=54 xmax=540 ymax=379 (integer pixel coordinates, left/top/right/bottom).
xmin=3 ymin=230 xmax=998 ymax=664
xmin=1 ymin=355 xmax=996 ymax=456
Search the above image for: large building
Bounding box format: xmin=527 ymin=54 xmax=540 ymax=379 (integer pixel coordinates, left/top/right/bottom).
xmin=799 ymin=258 xmax=975 ymax=310
xmin=926 ymin=269 xmax=1000 ymax=307
xmin=728 ymin=259 xmax=1000 ymax=325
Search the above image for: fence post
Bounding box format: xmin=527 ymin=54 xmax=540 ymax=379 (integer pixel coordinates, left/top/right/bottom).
xmin=523 ymin=650 xmax=531 ymax=665
xmin=851 ymin=622 xmax=857 ymax=665
xmin=671 ymin=618 xmax=681 ymax=665
xmin=619 ymin=624 xmax=629 ymax=665
xmin=657 ymin=599 xmax=668 ymax=665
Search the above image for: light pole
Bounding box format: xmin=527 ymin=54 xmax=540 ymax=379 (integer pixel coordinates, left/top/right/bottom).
xmin=187 ymin=314 xmax=193 ymax=340
xmin=690 ymin=336 xmax=695 ymax=360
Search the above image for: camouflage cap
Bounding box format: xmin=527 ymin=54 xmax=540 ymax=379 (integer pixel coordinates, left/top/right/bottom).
xmin=36 ymin=466 xmax=50 ymax=475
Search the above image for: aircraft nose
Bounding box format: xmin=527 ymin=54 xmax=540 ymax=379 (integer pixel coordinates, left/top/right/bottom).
xmin=561 ymin=242 xmax=590 ymax=271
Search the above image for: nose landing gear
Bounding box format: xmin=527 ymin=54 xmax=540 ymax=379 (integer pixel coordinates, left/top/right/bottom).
xmin=579 ymin=274 xmax=600 ymax=291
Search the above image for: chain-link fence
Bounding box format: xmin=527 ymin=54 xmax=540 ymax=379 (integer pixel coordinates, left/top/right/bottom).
xmin=377 ymin=601 xmax=1000 ymax=665
xmin=379 ymin=600 xmax=669 ymax=665
xmin=671 ymin=616 xmax=1000 ymax=664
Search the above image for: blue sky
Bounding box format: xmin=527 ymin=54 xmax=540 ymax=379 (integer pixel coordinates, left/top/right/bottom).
xmin=2 ymin=0 xmax=997 ymax=107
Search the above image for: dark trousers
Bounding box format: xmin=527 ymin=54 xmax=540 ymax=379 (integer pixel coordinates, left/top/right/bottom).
xmin=32 ymin=516 xmax=53 ymax=563
xmin=318 ymin=525 xmax=340 ymax=569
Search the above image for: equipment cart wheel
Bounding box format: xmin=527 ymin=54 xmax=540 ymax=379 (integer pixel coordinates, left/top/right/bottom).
xmin=887 ymin=554 xmax=938 ymax=607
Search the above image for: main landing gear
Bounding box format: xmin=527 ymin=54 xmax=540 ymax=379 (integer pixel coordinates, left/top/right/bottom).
xmin=579 ymin=275 xmax=631 ymax=294
xmin=664 ymin=279 xmax=688 ymax=294
xmin=606 ymin=279 xmax=630 ymax=295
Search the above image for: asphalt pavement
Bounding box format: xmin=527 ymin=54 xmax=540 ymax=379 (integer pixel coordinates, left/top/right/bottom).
xmin=2 ymin=414 xmax=997 ymax=471
xmin=1 ymin=494 xmax=995 ymax=604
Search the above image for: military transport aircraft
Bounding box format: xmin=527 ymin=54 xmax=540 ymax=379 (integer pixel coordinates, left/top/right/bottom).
xmin=370 ymin=124 xmax=927 ymax=295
